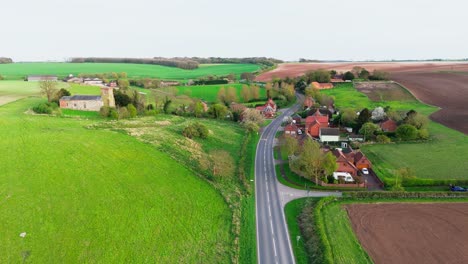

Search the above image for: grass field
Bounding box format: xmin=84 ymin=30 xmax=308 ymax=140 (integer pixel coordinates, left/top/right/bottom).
xmin=0 ymin=63 xmax=261 ymax=81
xmin=0 ymin=97 xmax=232 ymax=262
xmin=284 ymin=198 xmax=310 ymax=264
xmin=321 ymin=83 xmax=468 ymax=184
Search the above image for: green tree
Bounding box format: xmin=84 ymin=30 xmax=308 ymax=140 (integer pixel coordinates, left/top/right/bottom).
xmin=359 ymin=122 xmax=381 ymax=141
xmin=163 ymin=96 xmax=172 ymax=114
xmin=404 ymin=112 xmax=429 ymax=129
xmin=114 ymin=90 xmax=131 ymax=107
xmin=241 ymin=85 xmax=251 ymax=102
xmin=357 ymin=108 xmax=371 ymax=127
xmin=418 ymin=128 xmax=430 ymax=140
xmin=322 ymin=152 xmax=338 ymax=178
xmin=281 ymin=135 xmax=299 ymax=157
xmin=313 ymin=70 xmax=331 ymax=83
xmin=241 ymin=108 xmax=265 ymax=126
xmin=240 ymin=72 xmax=255 ymax=81
xmin=343 ymin=71 xmax=355 ymax=81
xmin=250 ymin=85 xmax=260 ymax=100
xmin=127 ymin=104 xmax=137 ymax=118
xmin=192 ymin=101 xmax=205 ymax=118
xmin=118 ymin=107 xmax=129 ymax=119
xmin=396 ymin=124 xmax=418 ymax=140
xmin=39 ymin=80 xmax=58 ymax=102
xmin=291 ymin=139 xmax=323 ymax=183
xmin=340 ymin=108 xmax=357 ymax=127
xmin=217 ymin=87 xmax=226 ymax=103
xmin=119 ymin=72 xmax=128 ymax=79
xmin=359 ymin=69 xmax=370 ymax=79
xmin=118 ymin=79 xmax=129 ymax=90
xmin=208 ymin=103 xmax=228 ymax=119
xmin=225 ymin=87 xmax=238 ymax=104
xmin=376 ymin=134 xmax=391 ymax=143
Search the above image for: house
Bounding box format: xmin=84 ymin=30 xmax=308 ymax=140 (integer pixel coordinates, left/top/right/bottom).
xmin=67 ymin=77 xmax=84 ymax=83
xmin=83 ymin=78 xmax=103 ymax=85
xmin=284 ymin=123 xmax=299 ymax=136
xmin=330 ymin=78 xmax=345 ymax=83
xmin=331 ymin=148 xmax=372 ymax=177
xmin=379 ymin=119 xmax=398 ymax=132
xmin=303 ymin=96 xmax=315 ymax=109
xmin=291 ymin=113 xmax=302 ymax=124
xmin=305 ymin=109 xmax=329 ymax=137
xmin=60 ymin=86 xmax=115 ymax=111
xmin=27 ymin=75 xmax=58 ymax=82
xmin=319 ymin=127 xmax=340 ymax=142
xmin=311 ymin=82 xmax=333 ymax=89
xmin=256 ymin=98 xmax=277 ymax=118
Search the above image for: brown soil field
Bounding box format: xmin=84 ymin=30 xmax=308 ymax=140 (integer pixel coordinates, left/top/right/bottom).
xmin=354 ymin=81 xmax=416 ymax=102
xmin=257 ymin=62 xmax=468 ymax=134
xmin=346 ymin=203 xmax=468 ymax=264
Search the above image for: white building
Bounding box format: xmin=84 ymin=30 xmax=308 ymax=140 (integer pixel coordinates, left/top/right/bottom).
xmin=319 ymin=128 xmax=340 ymax=142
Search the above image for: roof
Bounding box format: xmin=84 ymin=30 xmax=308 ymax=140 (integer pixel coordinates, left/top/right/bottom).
xmin=60 ymin=95 xmax=102 ymax=101
xmin=379 ymin=119 xmax=398 ymax=132
xmin=320 ymin=127 xmax=340 ymax=136
xmin=312 ymin=82 xmax=333 ymax=89
xmin=285 ymin=123 xmax=298 ymax=131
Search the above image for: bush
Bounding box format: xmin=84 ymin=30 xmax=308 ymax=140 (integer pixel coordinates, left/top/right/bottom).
xmin=418 ymin=128 xmax=430 ymax=140
xmin=32 ymin=103 xmax=53 ymax=114
xmin=376 ymin=135 xmax=391 ymax=143
xmin=100 ymin=106 xmax=111 ymax=117
xmin=0 ymin=75 xmax=4 ymax=80
xmin=127 ymin=104 xmax=137 ymax=118
xmin=182 ymin=123 xmax=209 ymax=139
xmin=396 ymin=124 xmax=418 ymax=140
xmin=109 ymin=108 xmax=119 ymax=119
xmin=118 ymin=107 xmax=129 ymax=119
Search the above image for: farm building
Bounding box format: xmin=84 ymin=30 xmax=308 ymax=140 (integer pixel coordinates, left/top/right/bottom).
xmin=312 ymin=82 xmax=333 ymax=89
xmin=256 ymin=98 xmax=277 ymax=118
xmin=60 ymin=86 xmax=115 ymax=111
xmin=83 ymin=78 xmax=103 ymax=85
xmin=66 ymin=77 xmax=84 ymax=83
xmin=27 ymin=75 xmax=58 ymax=82
xmin=319 ymin=127 xmax=340 ymax=142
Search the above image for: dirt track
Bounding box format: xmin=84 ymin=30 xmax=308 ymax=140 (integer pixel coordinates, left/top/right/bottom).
xmin=346 ymin=203 xmax=468 ymax=264
xmin=256 ymin=62 xmax=468 ymax=134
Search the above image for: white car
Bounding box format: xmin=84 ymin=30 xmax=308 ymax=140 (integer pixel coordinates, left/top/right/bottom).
xmin=362 ymin=168 xmax=369 ymax=175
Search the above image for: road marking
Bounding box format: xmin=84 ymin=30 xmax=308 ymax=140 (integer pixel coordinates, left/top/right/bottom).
xmin=272 ymin=237 xmax=278 ymax=257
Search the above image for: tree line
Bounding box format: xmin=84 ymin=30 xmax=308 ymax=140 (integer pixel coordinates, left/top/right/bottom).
xmin=0 ymin=57 xmax=13 ymax=64
xmin=71 ymin=57 xmax=199 ymax=70
xmin=178 ymin=57 xmax=283 ymax=67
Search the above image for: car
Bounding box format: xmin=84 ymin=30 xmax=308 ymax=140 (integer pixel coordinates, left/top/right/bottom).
xmin=361 ymin=168 xmax=369 ymax=175
xmin=450 ymin=185 xmax=467 ymax=192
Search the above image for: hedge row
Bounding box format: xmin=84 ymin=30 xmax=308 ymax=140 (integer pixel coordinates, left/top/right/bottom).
xmin=343 ymin=191 xmax=468 ymax=199
xmin=382 ymin=176 xmax=468 ymax=187
xmin=313 ymin=197 xmax=335 ymax=264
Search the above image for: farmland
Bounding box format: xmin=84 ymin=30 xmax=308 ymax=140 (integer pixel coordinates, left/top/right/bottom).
xmin=321 ymin=83 xmax=468 ymax=184
xmin=347 ymin=203 xmax=468 ymax=264
xmin=0 ymin=62 xmax=261 ymax=81
xmin=256 ymin=62 xmax=468 ymax=134
xmin=0 ymin=94 xmax=234 ymax=262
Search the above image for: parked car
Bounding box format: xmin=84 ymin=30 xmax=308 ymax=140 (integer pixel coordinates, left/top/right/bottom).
xmin=450 ymin=185 xmax=467 ymax=192
xmin=361 ymin=168 xmax=369 ymax=175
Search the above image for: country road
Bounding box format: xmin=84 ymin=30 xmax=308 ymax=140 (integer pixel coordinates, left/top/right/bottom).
xmin=255 ymin=100 xmax=341 ymax=264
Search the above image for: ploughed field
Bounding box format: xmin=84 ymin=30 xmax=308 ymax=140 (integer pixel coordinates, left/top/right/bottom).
xmin=257 ymin=62 xmax=468 ymax=134
xmin=346 ymin=203 xmax=468 ymax=264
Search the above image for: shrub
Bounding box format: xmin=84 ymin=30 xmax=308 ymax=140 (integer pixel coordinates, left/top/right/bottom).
xmin=109 ymin=108 xmax=119 ymax=119
xmin=118 ymin=107 xmax=129 ymax=119
xmin=376 ymin=134 xmax=391 ymax=143
xmin=127 ymin=104 xmax=137 ymax=118
xmin=183 ymin=123 xmax=209 ymax=139
xmin=0 ymin=75 xmax=4 ymax=80
xmin=32 ymin=103 xmax=53 ymax=114
xmin=396 ymin=124 xmax=418 ymax=140
xmin=418 ymin=128 xmax=430 ymax=140
xmin=100 ymin=106 xmax=111 ymax=117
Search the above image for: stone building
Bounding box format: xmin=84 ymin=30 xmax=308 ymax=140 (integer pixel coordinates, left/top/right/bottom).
xmin=59 ymin=86 xmax=115 ymax=111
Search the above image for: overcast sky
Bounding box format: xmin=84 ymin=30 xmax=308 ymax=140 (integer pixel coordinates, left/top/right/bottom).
xmin=1 ymin=0 xmax=467 ymax=61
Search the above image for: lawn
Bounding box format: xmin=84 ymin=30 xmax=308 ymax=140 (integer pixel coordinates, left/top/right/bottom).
xmin=0 ymin=63 xmax=261 ymax=81
xmin=322 ymin=83 xmax=468 ymax=184
xmin=284 ymin=198 xmax=310 ymax=264
xmin=176 ymin=83 xmax=267 ymax=103
xmin=0 ymin=98 xmax=232 ymax=262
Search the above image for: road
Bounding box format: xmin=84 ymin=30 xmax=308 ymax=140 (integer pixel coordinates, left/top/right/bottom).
xmin=255 ymin=102 xmax=341 ymax=264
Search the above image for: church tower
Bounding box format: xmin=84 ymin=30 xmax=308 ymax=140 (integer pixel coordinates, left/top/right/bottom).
xmin=100 ymin=86 xmax=115 ymax=108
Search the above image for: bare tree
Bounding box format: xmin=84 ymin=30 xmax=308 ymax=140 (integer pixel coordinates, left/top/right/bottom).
xmin=39 ymin=80 xmax=58 ymax=102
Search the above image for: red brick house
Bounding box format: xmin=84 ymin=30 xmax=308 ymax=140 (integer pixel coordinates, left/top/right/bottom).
xmin=256 ymin=98 xmax=277 ymax=118
xmin=305 ymin=109 xmax=329 ymax=137
xmin=331 ymin=149 xmax=372 ymax=176
xmin=332 ymin=149 xmax=359 ymax=176
xmin=354 ymin=152 xmax=372 ymax=169
xmin=379 ymin=119 xmax=398 ymax=132
xmin=284 ymin=123 xmax=299 ymax=136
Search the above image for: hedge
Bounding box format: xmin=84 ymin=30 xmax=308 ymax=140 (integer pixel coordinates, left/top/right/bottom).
xmin=343 ymin=191 xmax=468 ymax=199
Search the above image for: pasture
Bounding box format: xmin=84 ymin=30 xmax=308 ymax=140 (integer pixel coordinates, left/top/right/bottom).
xmin=0 ymin=97 xmax=232 ymax=262
xmin=0 ymin=62 xmax=261 ymax=81
xmin=321 ymin=83 xmax=468 ymax=184
xmin=354 ymin=81 xmax=416 ymax=102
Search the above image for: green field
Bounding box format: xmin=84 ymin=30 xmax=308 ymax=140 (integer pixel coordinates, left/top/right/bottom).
xmin=284 ymin=198 xmax=310 ymax=264
xmin=0 ymin=94 xmax=233 ymax=262
xmin=321 ymin=83 xmax=468 ymax=184
xmin=0 ymin=63 xmax=261 ymax=81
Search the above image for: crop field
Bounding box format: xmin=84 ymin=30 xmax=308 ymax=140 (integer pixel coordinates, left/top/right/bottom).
xmin=321 ymin=83 xmax=468 ymax=183
xmin=354 ymin=81 xmax=416 ymax=102
xmin=346 ymin=203 xmax=468 ymax=264
xmin=0 ymin=81 xmax=68 ymax=106
xmin=0 ymin=62 xmax=261 ymax=81
xmin=0 ymin=97 xmax=232 ymax=262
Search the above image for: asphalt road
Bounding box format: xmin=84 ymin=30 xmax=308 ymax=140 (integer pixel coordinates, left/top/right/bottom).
xmin=255 ymin=101 xmax=341 ymax=264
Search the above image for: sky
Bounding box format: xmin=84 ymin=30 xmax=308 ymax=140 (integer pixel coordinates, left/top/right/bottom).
xmin=1 ymin=0 xmax=467 ymax=62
